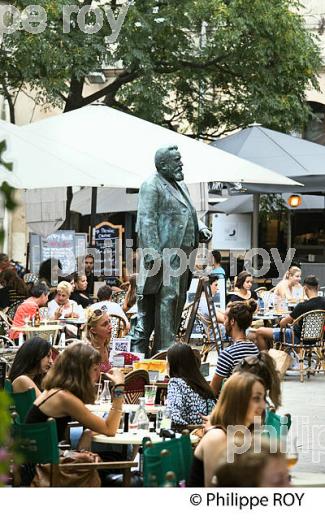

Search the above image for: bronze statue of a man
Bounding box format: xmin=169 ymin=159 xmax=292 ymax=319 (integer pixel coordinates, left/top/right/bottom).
xmin=131 ymin=145 xmax=212 ymax=356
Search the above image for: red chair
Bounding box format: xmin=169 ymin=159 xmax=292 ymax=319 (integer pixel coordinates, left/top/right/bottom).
xmin=124 ymin=369 xmax=149 ymax=404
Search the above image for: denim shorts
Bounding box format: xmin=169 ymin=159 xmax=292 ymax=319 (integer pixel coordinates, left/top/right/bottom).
xmin=273 ymin=328 xmax=299 ymax=344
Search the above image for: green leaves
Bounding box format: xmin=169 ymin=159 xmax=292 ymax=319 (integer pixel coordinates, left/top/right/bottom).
xmin=0 ymin=0 xmax=322 ymax=137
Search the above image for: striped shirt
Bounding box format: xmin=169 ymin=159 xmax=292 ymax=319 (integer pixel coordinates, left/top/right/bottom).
xmin=215 ymin=340 xmax=259 ymax=378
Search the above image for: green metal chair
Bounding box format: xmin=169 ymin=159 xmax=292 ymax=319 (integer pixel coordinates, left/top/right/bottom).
xmin=11 ymin=388 xmax=36 ymax=423
xmin=12 ymin=416 xmax=138 ymax=487
xmin=143 ymin=431 xmax=193 ymax=487
xmin=4 ymin=379 xmax=13 ymax=393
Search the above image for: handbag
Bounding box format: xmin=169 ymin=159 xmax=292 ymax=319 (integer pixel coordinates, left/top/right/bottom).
xmin=268 ymin=348 xmax=292 ymax=379
xmin=31 ymin=452 xmax=102 ymax=487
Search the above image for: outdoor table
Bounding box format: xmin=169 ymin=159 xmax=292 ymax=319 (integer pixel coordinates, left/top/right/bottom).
xmin=92 ymin=430 xmax=199 ymax=446
xmin=291 ymin=471 xmax=325 ymax=487
xmin=86 ymin=403 xmax=164 ymax=415
xmin=59 ymin=317 xmax=85 ymax=338
xmin=252 ymin=312 xmax=289 ymax=327
xmin=12 ymin=323 xmax=63 ymax=343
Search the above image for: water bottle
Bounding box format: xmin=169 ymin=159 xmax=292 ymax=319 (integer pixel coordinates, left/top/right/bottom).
xmin=134 ymin=397 xmax=150 ymax=431
xmin=99 ymin=380 xmax=111 ymax=404
xmin=161 ymin=403 xmax=172 ymax=430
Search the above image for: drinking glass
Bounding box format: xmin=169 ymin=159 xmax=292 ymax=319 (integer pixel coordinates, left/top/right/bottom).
xmin=144 ymin=385 xmax=157 ymax=406
xmin=95 ymin=383 xmax=102 ymax=405
xmin=129 ymin=411 xmax=138 ymax=433
xmin=285 ymin=435 xmax=299 ymax=469
xmin=42 ymin=308 xmax=49 ymax=325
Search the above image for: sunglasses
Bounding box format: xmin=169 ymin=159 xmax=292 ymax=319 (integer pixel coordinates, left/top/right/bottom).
xmin=92 ymin=309 xmax=104 ymax=317
xmin=240 ymin=352 xmax=262 ymax=368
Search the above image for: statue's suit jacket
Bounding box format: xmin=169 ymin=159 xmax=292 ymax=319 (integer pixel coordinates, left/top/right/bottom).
xmin=136 ymin=172 xmax=206 ymax=295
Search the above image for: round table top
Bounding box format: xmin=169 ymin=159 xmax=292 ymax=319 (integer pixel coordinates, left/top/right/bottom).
xmin=86 ymin=403 xmax=164 ymax=414
xmin=93 ymin=431 xmax=199 ymax=446
xmin=12 ymin=324 xmax=63 ymax=332
xmin=93 ymin=431 xmax=163 ymax=445
xmin=291 ymin=471 xmax=325 ymax=487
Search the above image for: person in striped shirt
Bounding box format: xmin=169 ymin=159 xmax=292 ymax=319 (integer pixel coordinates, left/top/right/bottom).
xmin=211 ymin=299 xmax=259 ymax=397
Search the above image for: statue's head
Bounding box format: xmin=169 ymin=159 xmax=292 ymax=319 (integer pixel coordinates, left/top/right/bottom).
xmin=155 ymin=145 xmax=184 ymax=181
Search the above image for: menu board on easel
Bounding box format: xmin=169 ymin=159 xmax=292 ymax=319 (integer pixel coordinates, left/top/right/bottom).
xmin=95 ymin=221 xmax=123 ymax=277
xmin=184 ymin=276 xmax=222 ymax=350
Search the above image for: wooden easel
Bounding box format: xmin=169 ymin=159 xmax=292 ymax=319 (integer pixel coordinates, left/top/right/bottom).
xmin=183 ymin=276 xmax=223 ymax=357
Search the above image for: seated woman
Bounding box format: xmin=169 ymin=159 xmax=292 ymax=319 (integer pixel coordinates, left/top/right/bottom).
xmin=228 ymin=271 xmax=258 ymax=303
xmin=0 ymin=268 xmax=29 ymax=309
xmin=70 ymin=274 xmax=92 ymax=308
xmin=166 ymin=343 xmax=216 ymax=429
xmin=25 ymin=341 xmax=125 ymax=443
xmin=188 ymin=372 xmax=266 ymax=487
xmin=210 ymin=299 xmax=259 ymax=397
xmin=47 ymin=281 xmax=84 ymax=320
xmin=274 ymin=266 xmax=303 ymax=302
xmin=84 ymin=308 xmax=112 ymax=373
xmin=8 ymin=337 xmax=53 ymax=397
xmin=214 ymin=439 xmax=290 ymax=487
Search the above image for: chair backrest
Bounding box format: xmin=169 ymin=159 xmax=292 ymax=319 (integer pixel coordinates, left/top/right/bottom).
xmin=11 ymin=387 xmax=37 ymax=422
xmin=4 ymin=378 xmax=13 ymax=393
xmin=143 ymin=433 xmax=193 ymax=487
xmin=110 ymin=314 xmax=128 ymax=339
xmin=6 ymin=300 xmax=25 ymax=322
xmin=150 ymin=350 xmax=167 ymax=360
xmin=300 ymin=310 xmax=325 ymax=342
xmin=13 ymin=416 xmax=60 ymax=464
xmin=255 ymin=287 xmax=267 ymax=296
xmin=0 ymin=311 xmax=11 ymax=335
xmin=124 ymin=369 xmax=150 ymax=404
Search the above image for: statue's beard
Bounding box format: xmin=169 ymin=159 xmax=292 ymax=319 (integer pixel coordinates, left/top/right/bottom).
xmin=174 ymin=171 xmax=184 ymax=181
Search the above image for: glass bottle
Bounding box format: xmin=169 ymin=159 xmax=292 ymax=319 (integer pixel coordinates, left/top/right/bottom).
xmin=34 ymin=309 xmax=41 ymax=327
xmin=99 ymin=380 xmax=111 ymax=404
xmin=134 ymin=397 xmax=150 ymax=431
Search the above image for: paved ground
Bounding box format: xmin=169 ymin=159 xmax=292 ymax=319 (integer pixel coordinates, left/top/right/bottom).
xmin=280 ymin=372 xmax=325 ymax=473
xmin=207 ymin=350 xmax=325 ymax=473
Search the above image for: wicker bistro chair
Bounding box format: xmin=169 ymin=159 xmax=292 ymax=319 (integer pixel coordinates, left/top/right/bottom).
xmin=110 ymin=314 xmax=128 ymax=339
xmin=150 ymin=351 xmax=168 ymax=361
xmin=197 ymin=312 xmax=226 ymax=362
xmin=281 ymin=309 xmax=325 ymax=382
xmin=124 ymin=369 xmax=150 ymax=404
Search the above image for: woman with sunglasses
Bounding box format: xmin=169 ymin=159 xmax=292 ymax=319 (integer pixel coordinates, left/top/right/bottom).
xmin=234 ymin=351 xmax=281 ymax=410
xmin=85 ymin=308 xmax=112 ymax=373
xmin=210 ymin=299 xmax=259 ymax=397
xmin=188 ymin=372 xmax=266 ymax=487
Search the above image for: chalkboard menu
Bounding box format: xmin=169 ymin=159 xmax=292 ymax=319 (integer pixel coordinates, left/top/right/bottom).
xmin=95 ymin=221 xmax=123 ymax=277
xmin=29 ymin=231 xmax=87 ymax=277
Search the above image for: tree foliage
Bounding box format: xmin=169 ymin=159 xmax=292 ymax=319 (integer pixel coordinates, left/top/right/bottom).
xmin=0 ymin=0 xmax=322 ymax=137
